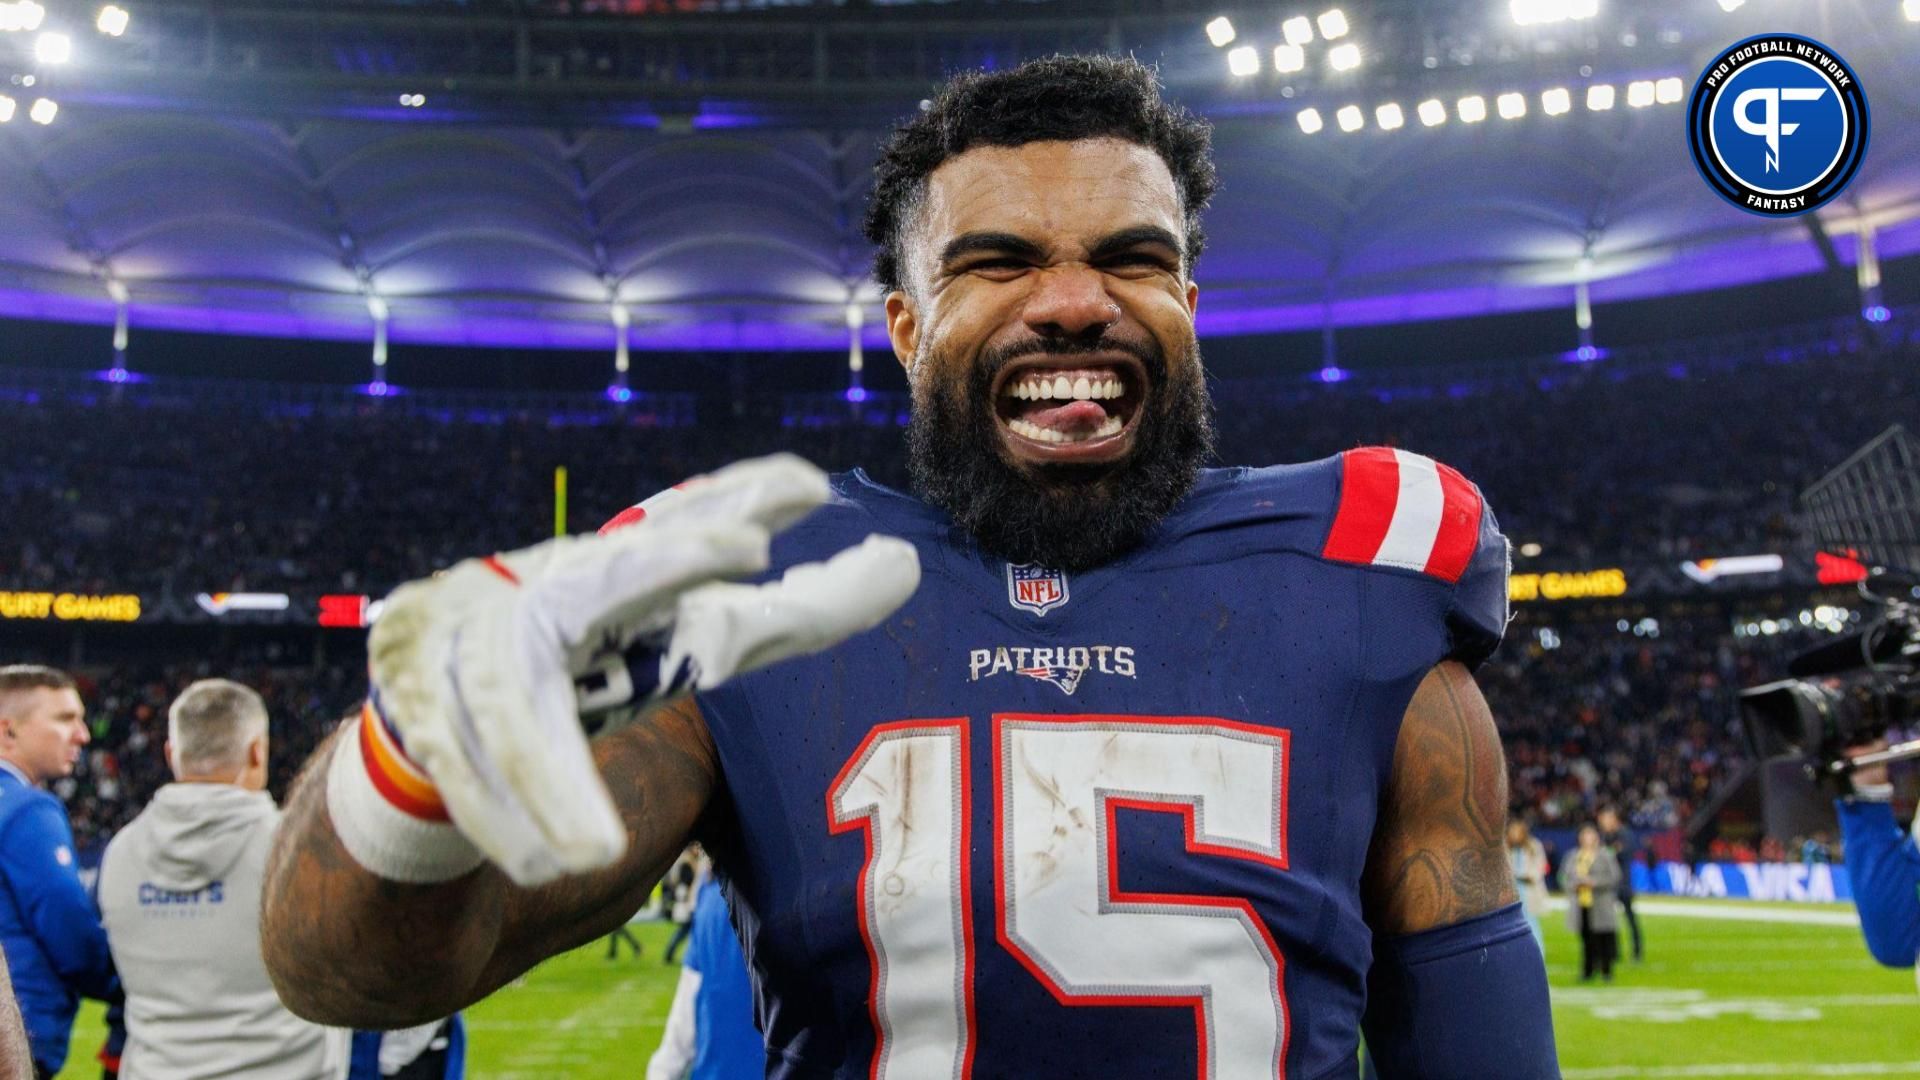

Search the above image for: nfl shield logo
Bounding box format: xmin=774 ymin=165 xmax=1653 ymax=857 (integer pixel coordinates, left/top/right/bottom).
xmin=1006 ymin=563 xmax=1070 ymax=617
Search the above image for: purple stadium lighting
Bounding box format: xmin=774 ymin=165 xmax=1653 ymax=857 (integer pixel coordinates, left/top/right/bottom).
xmin=93 ymin=367 xmax=143 ymax=384
xmin=1563 ymin=345 xmax=1607 ymax=363
xmin=1864 ymin=305 xmax=1892 ymax=323
xmin=606 ymin=385 xmax=634 ymax=403
xmin=1315 ymin=365 xmax=1351 ymax=384
xmin=844 ymin=386 xmax=869 ymax=403
xmin=361 ymin=379 xmax=392 ymax=397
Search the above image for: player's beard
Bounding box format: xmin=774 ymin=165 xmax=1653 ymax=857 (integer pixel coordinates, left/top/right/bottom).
xmin=905 ymin=334 xmax=1215 ymax=572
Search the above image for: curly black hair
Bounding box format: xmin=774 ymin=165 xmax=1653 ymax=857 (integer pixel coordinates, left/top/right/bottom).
xmin=864 ymin=54 xmax=1217 ymax=294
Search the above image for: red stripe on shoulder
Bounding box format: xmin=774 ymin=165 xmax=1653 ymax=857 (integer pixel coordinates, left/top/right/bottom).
xmin=1422 ymin=462 xmax=1484 ymax=584
xmin=479 ymin=554 xmax=520 ymax=585
xmin=599 ymin=504 xmax=648 ymax=535
xmin=1321 ymin=447 xmax=1401 ymax=566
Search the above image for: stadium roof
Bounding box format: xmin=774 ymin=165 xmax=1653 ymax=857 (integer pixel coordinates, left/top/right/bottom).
xmin=1 ymin=0 xmax=1917 ymax=353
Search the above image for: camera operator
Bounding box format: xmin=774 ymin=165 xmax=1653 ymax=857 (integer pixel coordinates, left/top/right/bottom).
xmin=1836 ymin=737 xmax=1919 ymax=975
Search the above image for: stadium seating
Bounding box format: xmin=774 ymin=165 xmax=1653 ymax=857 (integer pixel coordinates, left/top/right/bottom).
xmin=6 ymin=336 xmax=1915 ymax=861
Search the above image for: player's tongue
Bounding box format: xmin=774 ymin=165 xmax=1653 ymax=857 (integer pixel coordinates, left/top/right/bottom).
xmin=1022 ymin=399 xmax=1106 ymax=432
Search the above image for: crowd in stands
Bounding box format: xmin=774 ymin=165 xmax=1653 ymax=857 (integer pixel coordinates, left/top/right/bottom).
xmin=1482 ymin=614 xmax=1836 ymax=839
xmin=5 ymin=343 xmax=1916 ymax=597
xmin=6 ymin=338 xmax=1917 ymax=856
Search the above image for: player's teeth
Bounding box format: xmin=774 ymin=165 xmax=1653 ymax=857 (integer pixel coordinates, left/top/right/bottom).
xmin=1051 ymin=375 xmax=1071 ymax=399
xmin=1073 ymin=377 xmax=1092 ymax=400
xmin=1014 ymin=383 xmax=1030 ymax=401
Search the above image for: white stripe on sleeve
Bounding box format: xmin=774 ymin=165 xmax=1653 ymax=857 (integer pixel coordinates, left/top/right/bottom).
xmin=1372 ymin=450 xmax=1446 ymax=570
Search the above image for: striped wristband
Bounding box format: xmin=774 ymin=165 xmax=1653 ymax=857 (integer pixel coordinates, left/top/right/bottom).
xmin=325 ymin=697 xmax=485 ymax=883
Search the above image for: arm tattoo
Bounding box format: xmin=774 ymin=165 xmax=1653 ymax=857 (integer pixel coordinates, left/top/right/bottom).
xmin=1362 ymin=661 xmax=1517 ymax=935
xmin=261 ymin=697 xmax=718 ymax=1027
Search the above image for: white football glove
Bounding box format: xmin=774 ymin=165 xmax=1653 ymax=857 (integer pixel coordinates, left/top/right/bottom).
xmin=329 ymin=454 xmax=919 ymax=886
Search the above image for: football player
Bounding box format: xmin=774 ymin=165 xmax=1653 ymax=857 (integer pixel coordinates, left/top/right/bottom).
xmin=263 ymin=56 xmax=1558 ymax=1078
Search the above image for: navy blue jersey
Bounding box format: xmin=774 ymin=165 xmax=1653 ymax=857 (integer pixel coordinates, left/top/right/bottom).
xmin=647 ymin=447 xmax=1507 ymax=1080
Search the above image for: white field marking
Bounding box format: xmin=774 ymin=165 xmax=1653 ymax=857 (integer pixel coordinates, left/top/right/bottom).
xmin=1550 ymin=985 xmax=1916 ymax=1025
xmin=464 ymin=1017 xmax=669 ymax=1032
xmin=1545 ymin=897 xmax=1859 ymax=926
xmin=494 ymin=976 xmax=648 ymax=1071
xmin=1563 ymin=1062 xmax=1920 ymax=1078
xmin=1553 ymin=988 xmax=1917 ymax=1009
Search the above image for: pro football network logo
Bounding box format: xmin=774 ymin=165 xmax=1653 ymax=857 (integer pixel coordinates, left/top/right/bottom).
xmin=1006 ymin=563 xmax=1069 ymax=616
xmin=1686 ymin=34 xmax=1868 ymax=217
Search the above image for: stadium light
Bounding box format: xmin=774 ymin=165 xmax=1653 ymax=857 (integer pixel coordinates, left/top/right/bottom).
xmin=1717 ymin=0 xmax=1744 ymax=10
xmin=1297 ymin=108 xmax=1324 ymax=133
xmin=28 ymin=97 xmax=55 ymax=124
xmin=96 ymin=4 xmax=128 ymax=36
xmin=1336 ymin=105 xmax=1364 ymax=132
xmin=1587 ymin=84 xmax=1616 ymax=110
xmin=1654 ymin=77 xmax=1683 ymax=104
xmin=1317 ymin=9 xmax=1350 ymax=40
xmin=0 ymin=0 xmax=46 ymax=32
xmin=1542 ymin=87 xmax=1572 ymax=115
xmin=1497 ymin=92 xmax=1527 ymax=119
xmin=1205 ymin=16 xmax=1236 ymax=47
xmin=1274 ymin=44 xmax=1306 ymax=73
xmin=1282 ymin=15 xmax=1313 ymax=46
xmin=1418 ymin=98 xmax=1447 ymax=126
xmin=1626 ymin=80 xmax=1656 ymax=107
xmin=1458 ymin=95 xmax=1488 ymax=123
xmin=1510 ymin=0 xmax=1598 ymax=26
xmin=1328 ymin=43 xmax=1361 ymax=71
xmin=1375 ymin=102 xmax=1404 ymax=130
xmin=34 ymin=30 xmax=70 ymax=63
xmin=0 ymin=96 xmax=11 ymax=122
xmin=1907 ymin=0 xmax=1920 ymax=21
xmin=1227 ymin=45 xmax=1260 ymax=77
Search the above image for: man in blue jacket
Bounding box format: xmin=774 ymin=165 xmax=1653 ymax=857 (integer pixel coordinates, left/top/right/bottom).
xmin=1838 ymin=741 xmax=1920 ymax=982
xmin=0 ymin=665 xmax=114 ymax=1077
xmin=645 ymin=877 xmax=762 ymax=1080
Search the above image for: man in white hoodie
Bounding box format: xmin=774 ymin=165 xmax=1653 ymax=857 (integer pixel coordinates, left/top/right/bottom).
xmin=97 ymin=678 xmax=349 ymax=1079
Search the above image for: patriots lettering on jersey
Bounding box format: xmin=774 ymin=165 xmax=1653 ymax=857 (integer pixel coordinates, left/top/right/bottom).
xmin=968 ymin=644 xmax=1136 ymax=695
xmin=1321 ymin=446 xmax=1484 ymax=583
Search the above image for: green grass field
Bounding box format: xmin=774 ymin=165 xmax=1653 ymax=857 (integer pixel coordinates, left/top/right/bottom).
xmin=58 ymin=901 xmax=1920 ymax=1078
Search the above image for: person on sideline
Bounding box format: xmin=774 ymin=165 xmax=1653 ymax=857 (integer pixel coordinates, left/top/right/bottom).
xmin=661 ymin=847 xmax=703 ymax=966
xmin=1560 ymin=824 xmax=1622 ymax=983
xmin=1507 ymin=820 xmax=1549 ymax=955
xmin=97 ymin=679 xmax=349 ymax=1078
xmin=1597 ymin=806 xmax=1643 ymax=962
xmin=0 ymin=666 xmax=114 ymax=1079
xmin=645 ymin=878 xmax=762 ymax=1080
xmin=2 ymin=948 xmax=34 ymax=1080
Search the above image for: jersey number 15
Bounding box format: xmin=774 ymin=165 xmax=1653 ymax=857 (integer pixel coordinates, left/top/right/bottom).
xmin=829 ymin=713 xmax=1292 ymax=1080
